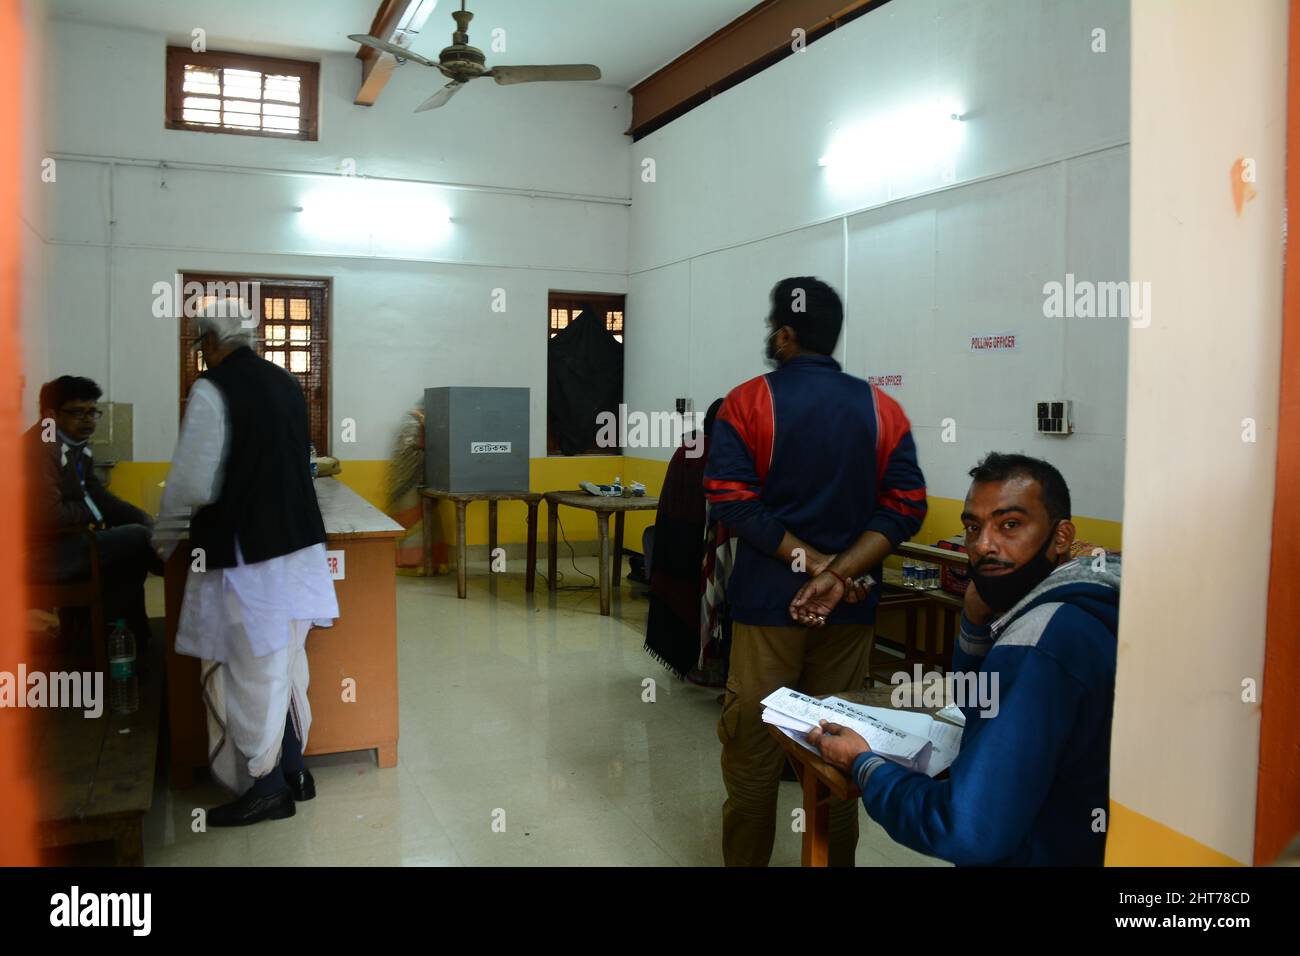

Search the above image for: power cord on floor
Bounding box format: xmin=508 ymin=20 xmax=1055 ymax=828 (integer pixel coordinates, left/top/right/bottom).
xmin=536 ymin=509 xmax=597 ymax=590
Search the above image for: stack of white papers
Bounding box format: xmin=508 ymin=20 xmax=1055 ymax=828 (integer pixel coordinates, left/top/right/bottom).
xmin=936 ymin=704 xmax=967 ymax=726
xmin=761 ymin=687 xmax=962 ymax=778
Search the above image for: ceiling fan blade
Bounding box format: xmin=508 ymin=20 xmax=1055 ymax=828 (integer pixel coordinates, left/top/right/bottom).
xmin=488 ymin=64 xmax=602 ymax=86
xmin=415 ymin=80 xmax=466 ymax=112
xmin=348 ymin=34 xmax=439 ymax=68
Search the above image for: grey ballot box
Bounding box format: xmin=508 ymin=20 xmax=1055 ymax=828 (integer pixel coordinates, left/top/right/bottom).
xmin=423 ymin=387 xmax=530 ymax=492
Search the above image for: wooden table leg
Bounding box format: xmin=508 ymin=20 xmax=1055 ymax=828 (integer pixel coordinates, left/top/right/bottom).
xmin=597 ymin=511 xmax=611 ymax=616
xmin=905 ymin=604 xmax=918 ymax=666
xmin=801 ymin=771 xmax=830 ymax=867
xmin=547 ymin=500 xmax=558 ymax=590
xmin=115 ymin=817 xmax=144 ymax=867
xmin=170 ymin=762 xmax=196 ymax=790
xmin=488 ymin=500 xmax=498 ymax=571
xmin=923 ymin=600 xmax=938 ymax=671
xmin=613 ymin=511 xmax=625 ymax=585
xmin=421 ymin=495 xmax=433 ymax=577
xmin=525 ymin=501 xmax=538 ymax=593
xmin=455 ymin=500 xmax=468 ymax=599
xmin=942 ymin=607 xmax=958 ymax=667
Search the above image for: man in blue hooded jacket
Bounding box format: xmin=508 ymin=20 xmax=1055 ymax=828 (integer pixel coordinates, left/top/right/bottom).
xmin=793 ymin=453 xmax=1119 ymax=865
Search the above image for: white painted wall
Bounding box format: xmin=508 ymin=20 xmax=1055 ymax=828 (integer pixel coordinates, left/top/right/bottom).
xmin=49 ymin=18 xmax=632 ymax=196
xmin=626 ymin=0 xmax=1132 ymax=524
xmin=1112 ymin=0 xmax=1288 ymax=865
xmin=19 ymin=0 xmax=48 ymax=415
xmin=39 ymin=18 xmax=632 ymax=459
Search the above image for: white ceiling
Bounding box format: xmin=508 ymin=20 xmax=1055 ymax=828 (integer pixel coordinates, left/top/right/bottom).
xmin=47 ymin=0 xmax=759 ymax=88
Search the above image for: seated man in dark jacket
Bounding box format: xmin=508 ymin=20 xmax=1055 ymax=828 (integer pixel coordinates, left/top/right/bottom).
xmin=799 ymin=454 xmax=1120 ymax=865
xmin=24 ymin=375 xmax=161 ymax=647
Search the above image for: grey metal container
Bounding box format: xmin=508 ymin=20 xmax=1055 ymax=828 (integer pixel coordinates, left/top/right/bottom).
xmin=424 ymin=387 xmax=530 ymax=492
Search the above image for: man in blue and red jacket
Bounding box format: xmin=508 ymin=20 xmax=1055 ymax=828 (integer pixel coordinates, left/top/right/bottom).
xmin=705 ymin=276 xmax=927 ymax=866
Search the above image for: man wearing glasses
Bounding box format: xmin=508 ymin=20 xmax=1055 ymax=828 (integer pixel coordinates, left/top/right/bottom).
xmin=24 ymin=375 xmax=161 ymax=648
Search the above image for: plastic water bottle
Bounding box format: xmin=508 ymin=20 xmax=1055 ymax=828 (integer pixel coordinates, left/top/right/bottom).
xmin=309 ymin=443 xmax=318 ymax=478
xmin=926 ymin=564 xmax=940 ymax=590
xmin=108 ymin=619 xmax=139 ymax=715
xmin=902 ymin=561 xmax=916 ymax=588
xmin=612 ymin=475 xmax=623 ymax=497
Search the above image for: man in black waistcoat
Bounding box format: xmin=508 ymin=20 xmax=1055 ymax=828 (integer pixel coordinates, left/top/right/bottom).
xmin=154 ymin=307 xmax=338 ymax=827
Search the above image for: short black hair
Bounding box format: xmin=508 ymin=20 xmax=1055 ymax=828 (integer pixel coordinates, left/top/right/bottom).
xmin=968 ymin=452 xmax=1072 ymax=524
xmin=40 ymin=376 xmax=102 ymax=414
xmin=769 ymin=277 xmax=843 ymax=355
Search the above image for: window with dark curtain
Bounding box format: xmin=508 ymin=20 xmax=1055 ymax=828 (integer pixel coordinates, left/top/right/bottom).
xmin=546 ymin=291 xmax=625 ymax=456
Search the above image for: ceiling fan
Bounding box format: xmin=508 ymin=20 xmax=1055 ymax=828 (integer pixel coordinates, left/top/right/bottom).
xmin=349 ymin=0 xmax=603 ymax=112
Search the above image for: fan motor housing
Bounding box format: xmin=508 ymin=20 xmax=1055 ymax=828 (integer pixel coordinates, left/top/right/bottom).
xmin=439 ymin=44 xmax=486 ymax=77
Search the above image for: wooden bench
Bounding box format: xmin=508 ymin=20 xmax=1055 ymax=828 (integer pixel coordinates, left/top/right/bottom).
xmin=32 ymin=620 xmax=163 ymax=866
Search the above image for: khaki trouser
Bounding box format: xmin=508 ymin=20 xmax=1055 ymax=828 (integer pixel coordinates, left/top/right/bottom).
xmin=718 ymin=621 xmax=875 ymax=867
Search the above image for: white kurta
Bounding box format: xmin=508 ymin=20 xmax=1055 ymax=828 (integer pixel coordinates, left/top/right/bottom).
xmin=154 ymin=378 xmax=339 ymax=793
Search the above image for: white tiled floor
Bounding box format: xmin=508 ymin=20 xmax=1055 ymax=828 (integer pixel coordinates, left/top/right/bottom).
xmin=141 ymin=559 xmax=950 ymax=867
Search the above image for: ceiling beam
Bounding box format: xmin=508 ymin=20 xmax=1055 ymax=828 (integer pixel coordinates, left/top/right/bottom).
xmin=629 ymin=0 xmax=888 ymax=139
xmin=353 ymin=0 xmax=439 ymax=107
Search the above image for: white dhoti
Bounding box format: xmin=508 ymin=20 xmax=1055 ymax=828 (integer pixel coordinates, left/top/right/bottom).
xmin=177 ymin=541 xmax=339 ymax=795
xmin=201 ymin=600 xmax=314 ymax=795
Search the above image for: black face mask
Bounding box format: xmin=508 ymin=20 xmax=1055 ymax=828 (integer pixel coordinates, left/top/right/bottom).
xmin=968 ymin=521 xmax=1061 ymax=614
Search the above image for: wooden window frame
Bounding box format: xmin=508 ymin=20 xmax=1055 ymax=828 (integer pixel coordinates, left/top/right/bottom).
xmin=165 ymin=47 xmax=320 ymax=142
xmin=178 ymin=272 xmax=332 ymax=455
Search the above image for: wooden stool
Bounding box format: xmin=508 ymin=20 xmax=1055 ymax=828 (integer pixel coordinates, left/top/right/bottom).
xmin=420 ymin=488 xmax=542 ymax=598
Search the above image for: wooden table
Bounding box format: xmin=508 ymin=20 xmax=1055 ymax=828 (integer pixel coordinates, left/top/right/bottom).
xmin=872 ymin=568 xmax=963 ymax=684
xmin=419 ymin=488 xmax=543 ymax=598
xmin=767 ymin=685 xmax=960 ymax=867
xmin=543 ymin=490 xmax=659 ymax=616
xmin=165 ymin=477 xmax=403 ymax=787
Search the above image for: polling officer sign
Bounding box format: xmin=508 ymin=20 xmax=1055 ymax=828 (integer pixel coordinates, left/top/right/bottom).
xmin=970 ymin=332 xmax=1018 ymax=352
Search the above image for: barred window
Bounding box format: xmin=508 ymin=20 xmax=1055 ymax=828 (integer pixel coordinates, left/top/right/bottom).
xmin=549 ymin=295 xmax=625 ymax=344
xmin=166 ymin=48 xmax=319 ymax=141
xmin=179 ymin=274 xmax=331 ymax=454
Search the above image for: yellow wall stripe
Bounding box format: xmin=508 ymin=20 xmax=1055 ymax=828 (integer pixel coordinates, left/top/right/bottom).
xmin=1106 ymin=801 xmax=1245 ymax=866
xmin=109 ymin=456 xmax=1122 ymax=552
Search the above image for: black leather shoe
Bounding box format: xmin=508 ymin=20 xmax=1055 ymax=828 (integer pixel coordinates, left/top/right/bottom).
xmin=284 ymin=769 xmax=316 ymax=802
xmin=207 ymin=788 xmax=295 ymax=827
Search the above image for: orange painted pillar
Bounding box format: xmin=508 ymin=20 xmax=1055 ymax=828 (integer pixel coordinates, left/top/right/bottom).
xmin=0 ymin=0 xmax=38 ymax=866
xmin=1254 ymin=0 xmax=1300 ymax=866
